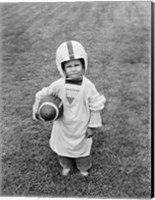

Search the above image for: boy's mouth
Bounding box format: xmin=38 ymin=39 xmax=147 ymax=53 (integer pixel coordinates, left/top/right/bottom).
xmin=68 ymin=73 xmax=82 ymax=79
xmin=70 ymin=72 xmax=80 ymax=76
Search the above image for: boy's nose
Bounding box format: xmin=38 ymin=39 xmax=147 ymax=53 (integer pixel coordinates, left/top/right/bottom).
xmin=71 ymin=66 xmax=76 ymax=71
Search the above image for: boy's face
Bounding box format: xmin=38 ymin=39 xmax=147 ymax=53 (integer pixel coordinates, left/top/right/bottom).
xmin=64 ymin=59 xmax=83 ymax=79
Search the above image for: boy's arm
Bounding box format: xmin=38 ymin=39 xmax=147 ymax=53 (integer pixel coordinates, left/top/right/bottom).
xmin=88 ymin=85 xmax=106 ymax=127
xmin=85 ymin=111 xmax=102 ymax=138
xmin=86 ymin=84 xmax=106 ymax=138
xmin=88 ymin=111 xmax=102 ymax=128
xmin=32 ymin=80 xmax=60 ymax=120
xmin=32 ymin=87 xmax=52 ymax=120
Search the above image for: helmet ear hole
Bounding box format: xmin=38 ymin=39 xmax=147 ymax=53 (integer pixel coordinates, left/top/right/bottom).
xmin=61 ymin=62 xmax=66 ymax=72
xmin=79 ymin=58 xmax=85 ymax=71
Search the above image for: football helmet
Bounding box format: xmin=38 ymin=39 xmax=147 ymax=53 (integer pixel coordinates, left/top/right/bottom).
xmin=55 ymin=40 xmax=88 ymax=76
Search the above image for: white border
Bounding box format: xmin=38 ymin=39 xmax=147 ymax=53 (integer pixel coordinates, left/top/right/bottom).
xmin=39 ymin=102 xmax=59 ymax=121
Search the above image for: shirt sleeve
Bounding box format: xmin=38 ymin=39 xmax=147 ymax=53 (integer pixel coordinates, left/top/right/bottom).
xmin=88 ymin=111 xmax=102 ymax=128
xmin=88 ymin=83 xmax=106 ymax=128
xmin=88 ymin=83 xmax=106 ymax=111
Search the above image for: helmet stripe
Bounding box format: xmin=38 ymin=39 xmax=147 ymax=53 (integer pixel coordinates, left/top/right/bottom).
xmin=67 ymin=41 xmax=75 ymax=60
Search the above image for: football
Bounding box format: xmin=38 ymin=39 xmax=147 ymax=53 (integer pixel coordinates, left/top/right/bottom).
xmin=38 ymin=95 xmax=63 ymax=121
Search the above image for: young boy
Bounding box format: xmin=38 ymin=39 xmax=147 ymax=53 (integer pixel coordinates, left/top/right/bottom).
xmin=32 ymin=40 xmax=106 ymax=176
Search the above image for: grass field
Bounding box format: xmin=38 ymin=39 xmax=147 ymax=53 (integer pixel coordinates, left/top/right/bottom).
xmin=1 ymin=2 xmax=151 ymax=197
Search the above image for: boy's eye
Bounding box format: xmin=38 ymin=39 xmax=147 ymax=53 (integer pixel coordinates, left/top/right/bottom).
xmin=65 ymin=64 xmax=80 ymax=68
xmin=66 ymin=65 xmax=72 ymax=68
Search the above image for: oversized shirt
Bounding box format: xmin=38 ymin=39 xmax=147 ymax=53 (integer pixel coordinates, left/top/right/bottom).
xmin=33 ymin=76 xmax=106 ymax=158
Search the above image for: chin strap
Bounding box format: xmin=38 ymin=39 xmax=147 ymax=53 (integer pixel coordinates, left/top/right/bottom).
xmin=65 ymin=76 xmax=83 ymax=85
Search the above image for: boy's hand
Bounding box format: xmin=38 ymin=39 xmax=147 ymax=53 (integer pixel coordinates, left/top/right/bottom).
xmin=85 ymin=127 xmax=96 ymax=138
xmin=32 ymin=112 xmax=41 ymax=121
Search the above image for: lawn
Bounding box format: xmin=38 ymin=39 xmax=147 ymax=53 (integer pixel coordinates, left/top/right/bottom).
xmin=1 ymin=2 xmax=151 ymax=197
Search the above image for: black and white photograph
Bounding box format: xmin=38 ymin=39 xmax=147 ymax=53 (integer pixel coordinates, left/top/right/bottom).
xmin=0 ymin=1 xmax=153 ymax=198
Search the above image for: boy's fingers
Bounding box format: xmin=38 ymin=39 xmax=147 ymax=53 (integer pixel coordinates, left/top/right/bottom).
xmin=85 ymin=131 xmax=89 ymax=138
xmin=33 ymin=112 xmax=41 ymax=121
xmin=85 ymin=131 xmax=88 ymax=138
xmin=35 ymin=113 xmax=40 ymax=120
xmin=85 ymin=131 xmax=93 ymax=138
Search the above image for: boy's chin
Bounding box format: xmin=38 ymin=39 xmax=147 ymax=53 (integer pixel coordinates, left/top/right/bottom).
xmin=67 ymin=74 xmax=83 ymax=80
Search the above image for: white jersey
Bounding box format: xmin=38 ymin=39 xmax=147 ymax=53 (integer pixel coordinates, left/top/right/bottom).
xmin=33 ymin=76 xmax=106 ymax=157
